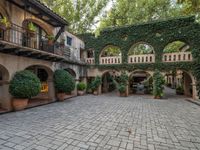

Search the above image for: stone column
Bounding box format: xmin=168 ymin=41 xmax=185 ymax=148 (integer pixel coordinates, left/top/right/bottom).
xmin=1 ymin=82 xmax=12 ymax=111
xmin=47 ymin=80 xmax=56 ymax=102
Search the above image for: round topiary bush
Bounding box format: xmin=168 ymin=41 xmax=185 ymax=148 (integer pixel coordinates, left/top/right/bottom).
xmin=77 ymin=82 xmax=87 ymax=91
xmin=118 ymin=84 xmax=126 ymax=93
xmin=54 ymin=69 xmax=75 ymax=94
xmin=9 ymin=70 xmax=41 ymax=98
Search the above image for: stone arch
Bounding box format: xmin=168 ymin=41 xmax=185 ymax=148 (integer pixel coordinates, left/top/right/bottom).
xmin=64 ymin=68 xmax=77 ymax=79
xmin=99 ymin=45 xmax=122 ymax=64
xmin=0 ymin=64 xmax=9 ymax=81
xmin=24 ymin=64 xmax=53 ymax=81
xmin=25 ymin=65 xmax=54 ymax=98
xmin=101 ymin=70 xmax=120 ymax=93
xmin=22 ymin=18 xmax=53 ymax=35
xmin=163 ymin=40 xmax=190 ymax=53
xmin=129 ymin=70 xmax=153 ymax=95
xmin=0 ymin=64 xmax=10 ymax=110
xmin=128 ymin=42 xmax=155 ymax=55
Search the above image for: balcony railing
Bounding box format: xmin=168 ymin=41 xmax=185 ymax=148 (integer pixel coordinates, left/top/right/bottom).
xmin=86 ymin=58 xmax=95 ymax=64
xmin=128 ymin=54 xmax=155 ymax=63
xmin=163 ymin=52 xmax=192 ymax=62
xmin=100 ymin=56 xmax=121 ymax=64
xmin=0 ymin=23 xmax=70 ymax=58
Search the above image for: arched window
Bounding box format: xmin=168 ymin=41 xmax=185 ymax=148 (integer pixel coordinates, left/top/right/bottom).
xmin=100 ymin=46 xmax=121 ymax=57
xmin=128 ymin=43 xmax=154 ymax=55
xmin=163 ymin=41 xmax=190 ymax=53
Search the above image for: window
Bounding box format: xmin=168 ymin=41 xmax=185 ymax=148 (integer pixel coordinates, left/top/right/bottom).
xmin=67 ymin=36 xmax=72 ymax=46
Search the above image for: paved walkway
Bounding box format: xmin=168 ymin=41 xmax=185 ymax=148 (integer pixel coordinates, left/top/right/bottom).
xmin=0 ymin=94 xmax=200 ymax=150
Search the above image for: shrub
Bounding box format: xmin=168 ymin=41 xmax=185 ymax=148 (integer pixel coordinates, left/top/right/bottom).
xmin=118 ymin=84 xmax=126 ymax=93
xmin=153 ymin=70 xmax=165 ymax=97
xmin=91 ymin=76 xmax=102 ymax=91
xmin=54 ymin=69 xmax=75 ymax=93
xmin=77 ymin=82 xmax=87 ymax=91
xmin=176 ymin=85 xmax=184 ymax=94
xmin=9 ymin=70 xmax=41 ymax=98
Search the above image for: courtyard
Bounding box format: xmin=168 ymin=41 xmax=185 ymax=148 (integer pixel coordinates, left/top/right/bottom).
xmin=0 ymin=92 xmax=200 ymax=150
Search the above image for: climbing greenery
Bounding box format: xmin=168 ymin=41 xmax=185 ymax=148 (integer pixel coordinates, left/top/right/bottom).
xmin=153 ymin=70 xmax=165 ymax=98
xmin=80 ymin=16 xmax=200 ymax=97
xmin=90 ymin=76 xmax=102 ymax=91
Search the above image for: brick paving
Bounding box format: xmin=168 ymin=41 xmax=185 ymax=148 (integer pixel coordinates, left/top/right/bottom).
xmin=0 ymin=93 xmax=200 ymax=150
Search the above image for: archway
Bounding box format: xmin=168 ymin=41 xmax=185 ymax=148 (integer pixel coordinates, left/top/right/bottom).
xmin=99 ymin=45 xmax=121 ymax=64
xmin=64 ymin=68 xmax=76 ymax=79
xmin=25 ymin=65 xmax=54 ymax=106
xmin=128 ymin=42 xmax=155 ymax=63
xmin=129 ymin=70 xmax=152 ymax=95
xmin=0 ymin=64 xmax=9 ymax=111
xmin=101 ymin=71 xmax=116 ymax=93
xmin=163 ymin=41 xmax=192 ymax=62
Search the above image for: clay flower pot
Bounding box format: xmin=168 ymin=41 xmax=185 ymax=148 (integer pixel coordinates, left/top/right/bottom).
xmin=93 ymin=91 xmax=98 ymax=95
xmin=12 ymin=98 xmax=28 ymax=111
xmin=77 ymin=90 xmax=84 ymax=96
xmin=57 ymin=93 xmax=66 ymax=101
xmin=120 ymin=92 xmax=127 ymax=97
xmin=154 ymin=96 xmax=161 ymax=99
xmin=48 ymin=40 xmax=54 ymax=45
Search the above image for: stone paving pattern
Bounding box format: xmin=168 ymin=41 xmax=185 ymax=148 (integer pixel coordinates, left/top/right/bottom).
xmin=0 ymin=93 xmax=200 ymax=150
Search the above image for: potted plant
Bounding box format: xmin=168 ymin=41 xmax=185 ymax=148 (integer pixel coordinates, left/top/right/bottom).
xmin=153 ymin=70 xmax=165 ymax=99
xmin=54 ymin=69 xmax=75 ymax=101
xmin=27 ymin=22 xmax=36 ymax=37
xmin=0 ymin=16 xmax=10 ymax=30
xmin=77 ymin=82 xmax=87 ymax=96
xmin=60 ymin=39 xmax=65 ymax=47
xmin=9 ymin=70 xmax=41 ymax=111
xmin=115 ymin=72 xmax=128 ymax=97
xmin=47 ymin=35 xmax=55 ymax=45
xmin=176 ymin=85 xmax=184 ymax=95
xmin=91 ymin=76 xmax=102 ymax=95
xmin=118 ymin=84 xmax=126 ymax=97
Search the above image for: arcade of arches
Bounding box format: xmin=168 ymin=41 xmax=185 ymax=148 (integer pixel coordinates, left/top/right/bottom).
xmin=83 ymin=16 xmax=200 ymax=100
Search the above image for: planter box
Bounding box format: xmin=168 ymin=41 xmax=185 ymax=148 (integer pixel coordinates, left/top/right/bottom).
xmin=57 ymin=93 xmax=66 ymax=101
xmin=77 ymin=90 xmax=85 ymax=96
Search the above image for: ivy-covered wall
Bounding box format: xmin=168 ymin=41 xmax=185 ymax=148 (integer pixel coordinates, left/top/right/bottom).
xmin=80 ymin=16 xmax=200 ymax=96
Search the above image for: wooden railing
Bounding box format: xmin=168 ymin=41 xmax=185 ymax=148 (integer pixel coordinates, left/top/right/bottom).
xmin=100 ymin=56 xmax=121 ymax=64
xmin=128 ymin=54 xmax=155 ymax=63
xmin=163 ymin=52 xmax=192 ymax=62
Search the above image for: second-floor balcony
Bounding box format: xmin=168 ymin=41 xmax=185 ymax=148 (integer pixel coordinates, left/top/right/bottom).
xmin=0 ymin=23 xmax=71 ymax=60
xmin=85 ymin=51 xmax=193 ymax=65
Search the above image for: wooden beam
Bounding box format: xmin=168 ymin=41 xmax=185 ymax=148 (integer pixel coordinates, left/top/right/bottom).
xmin=54 ymin=26 xmax=65 ymax=43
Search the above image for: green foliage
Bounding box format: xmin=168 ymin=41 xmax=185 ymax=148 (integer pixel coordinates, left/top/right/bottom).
xmin=0 ymin=16 xmax=10 ymax=28
xmin=91 ymin=76 xmax=102 ymax=91
xmin=163 ymin=41 xmax=190 ymax=53
xmin=77 ymin=82 xmax=87 ymax=91
xmin=128 ymin=43 xmax=154 ymax=55
xmin=9 ymin=70 xmax=41 ymax=98
xmin=153 ymin=70 xmax=165 ymax=97
xmin=176 ymin=85 xmax=184 ymax=94
xmin=101 ymin=46 xmax=121 ymax=57
xmin=27 ymin=22 xmax=36 ymax=32
xmin=40 ymin=0 xmax=109 ymax=33
xmin=54 ymin=69 xmax=75 ymax=93
xmin=118 ymin=84 xmax=126 ymax=93
xmin=47 ymin=35 xmax=55 ymax=40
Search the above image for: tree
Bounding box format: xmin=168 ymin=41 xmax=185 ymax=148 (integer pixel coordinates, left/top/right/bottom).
xmin=96 ymin=0 xmax=200 ymax=34
xmin=40 ymin=0 xmax=109 ymax=33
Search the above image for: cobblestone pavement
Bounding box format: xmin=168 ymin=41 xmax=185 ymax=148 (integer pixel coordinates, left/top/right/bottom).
xmin=0 ymin=93 xmax=200 ymax=150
